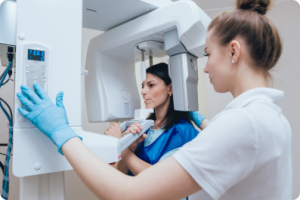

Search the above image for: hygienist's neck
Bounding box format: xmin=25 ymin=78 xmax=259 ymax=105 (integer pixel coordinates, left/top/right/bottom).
xmin=231 ymin=64 xmax=268 ymax=98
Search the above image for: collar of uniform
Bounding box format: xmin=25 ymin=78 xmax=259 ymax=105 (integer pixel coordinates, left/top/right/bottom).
xmin=223 ymin=87 xmax=284 ymax=111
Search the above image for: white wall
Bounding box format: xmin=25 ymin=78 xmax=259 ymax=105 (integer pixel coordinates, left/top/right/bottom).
xmin=204 ymin=1 xmax=300 ymax=198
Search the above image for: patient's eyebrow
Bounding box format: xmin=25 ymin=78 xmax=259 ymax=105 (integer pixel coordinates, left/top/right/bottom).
xmin=146 ymin=80 xmax=155 ymax=84
xmin=141 ymin=80 xmax=155 ymax=87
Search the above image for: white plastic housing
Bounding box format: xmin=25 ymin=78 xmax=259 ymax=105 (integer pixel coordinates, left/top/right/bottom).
xmin=0 ymin=0 xmax=17 ymax=45
xmin=140 ymin=61 xmax=146 ymax=82
xmin=85 ymin=39 xmax=141 ymax=122
xmin=11 ymin=0 xmax=118 ymax=177
xmin=13 ymin=127 xmax=121 ymax=177
xmin=85 ymin=0 xmax=211 ymax=121
xmin=169 ymin=53 xmax=199 ymax=111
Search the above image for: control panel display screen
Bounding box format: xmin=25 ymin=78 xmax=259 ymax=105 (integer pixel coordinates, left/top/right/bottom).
xmin=28 ymin=49 xmax=45 ymax=62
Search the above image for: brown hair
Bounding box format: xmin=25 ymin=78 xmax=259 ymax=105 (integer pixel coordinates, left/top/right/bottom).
xmin=208 ymin=0 xmax=282 ymax=78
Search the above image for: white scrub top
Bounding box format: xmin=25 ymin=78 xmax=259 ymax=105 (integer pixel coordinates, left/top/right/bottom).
xmin=173 ymin=88 xmax=292 ymax=200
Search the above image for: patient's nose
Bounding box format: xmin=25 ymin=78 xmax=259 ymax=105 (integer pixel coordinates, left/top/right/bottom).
xmin=141 ymin=87 xmax=147 ymax=95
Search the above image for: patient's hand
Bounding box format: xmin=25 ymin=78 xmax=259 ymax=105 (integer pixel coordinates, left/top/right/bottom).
xmin=104 ymin=123 xmax=123 ymax=139
xmin=124 ymin=122 xmax=147 ymax=152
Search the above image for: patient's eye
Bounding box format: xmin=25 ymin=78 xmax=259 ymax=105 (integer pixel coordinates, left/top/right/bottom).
xmin=149 ymin=84 xmax=154 ymax=87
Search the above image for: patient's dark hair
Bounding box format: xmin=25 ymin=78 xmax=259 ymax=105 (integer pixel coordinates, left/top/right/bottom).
xmin=146 ymin=63 xmax=193 ymax=131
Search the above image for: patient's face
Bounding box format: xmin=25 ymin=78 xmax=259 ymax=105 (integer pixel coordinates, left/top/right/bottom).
xmin=141 ymin=73 xmax=171 ymax=109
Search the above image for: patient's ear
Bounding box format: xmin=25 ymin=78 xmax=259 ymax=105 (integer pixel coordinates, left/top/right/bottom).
xmin=168 ymin=83 xmax=173 ymax=94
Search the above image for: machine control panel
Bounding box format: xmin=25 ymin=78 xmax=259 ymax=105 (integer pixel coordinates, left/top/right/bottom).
xmin=23 ymin=45 xmax=49 ymax=92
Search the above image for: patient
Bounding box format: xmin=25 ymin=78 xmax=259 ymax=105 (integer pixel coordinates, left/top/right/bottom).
xmin=105 ymin=63 xmax=207 ymax=177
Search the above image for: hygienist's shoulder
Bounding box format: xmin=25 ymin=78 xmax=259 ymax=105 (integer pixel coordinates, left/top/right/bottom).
xmin=209 ymin=108 xmax=257 ymax=133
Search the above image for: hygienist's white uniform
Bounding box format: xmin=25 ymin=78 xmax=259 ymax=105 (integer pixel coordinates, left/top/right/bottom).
xmin=173 ymin=88 xmax=292 ymax=200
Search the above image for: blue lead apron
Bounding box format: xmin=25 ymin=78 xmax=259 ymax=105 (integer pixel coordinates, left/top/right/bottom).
xmin=129 ymin=117 xmax=199 ymax=171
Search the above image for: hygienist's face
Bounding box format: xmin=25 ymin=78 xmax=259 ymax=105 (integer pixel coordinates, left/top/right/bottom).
xmin=141 ymin=73 xmax=172 ymax=109
xmin=203 ymin=30 xmax=235 ymax=93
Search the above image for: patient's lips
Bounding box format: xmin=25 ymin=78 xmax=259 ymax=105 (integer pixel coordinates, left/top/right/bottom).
xmin=144 ymin=99 xmax=150 ymax=103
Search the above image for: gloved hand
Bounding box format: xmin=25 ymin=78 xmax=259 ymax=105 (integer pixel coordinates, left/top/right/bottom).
xmin=189 ymin=111 xmax=206 ymax=127
xmin=17 ymin=82 xmax=82 ymax=155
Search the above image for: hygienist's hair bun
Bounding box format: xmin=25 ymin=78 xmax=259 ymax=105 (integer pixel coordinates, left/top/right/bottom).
xmin=208 ymin=0 xmax=282 ymax=78
xmin=236 ymin=0 xmax=273 ymax=15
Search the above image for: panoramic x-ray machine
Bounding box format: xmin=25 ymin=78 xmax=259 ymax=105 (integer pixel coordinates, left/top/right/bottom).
xmin=0 ymin=0 xmax=211 ymax=199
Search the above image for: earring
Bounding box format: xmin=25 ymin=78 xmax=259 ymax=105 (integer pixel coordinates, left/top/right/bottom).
xmin=169 ymin=94 xmax=172 ymax=97
xmin=232 ymin=60 xmax=235 ymax=63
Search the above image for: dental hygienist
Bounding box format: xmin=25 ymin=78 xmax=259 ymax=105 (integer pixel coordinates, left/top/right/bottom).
xmin=16 ymin=0 xmax=292 ymax=199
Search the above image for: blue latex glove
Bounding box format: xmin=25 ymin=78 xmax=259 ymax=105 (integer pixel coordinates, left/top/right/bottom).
xmin=17 ymin=82 xmax=82 ymax=155
xmin=189 ymin=111 xmax=206 ymax=127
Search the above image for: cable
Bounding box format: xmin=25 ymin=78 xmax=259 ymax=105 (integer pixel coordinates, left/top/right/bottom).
xmin=0 ymin=60 xmax=13 ymax=200
xmin=0 ymin=47 xmax=14 ymax=200
xmin=1 ymin=70 xmax=12 ymax=86
xmin=0 ymin=127 xmax=12 ymax=134
xmin=0 ymin=153 xmax=12 ymax=156
xmin=0 ymin=98 xmax=13 ymax=123
xmin=0 ymin=66 xmax=12 ymax=86
xmin=1 ymin=79 xmax=9 ymax=86
xmin=0 ymin=162 xmax=3 ymax=175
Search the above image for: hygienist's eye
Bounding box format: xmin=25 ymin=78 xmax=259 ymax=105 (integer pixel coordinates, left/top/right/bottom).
xmin=204 ymin=54 xmax=209 ymax=57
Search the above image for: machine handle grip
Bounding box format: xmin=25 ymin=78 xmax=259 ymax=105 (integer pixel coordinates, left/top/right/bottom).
xmin=119 ymin=120 xmax=154 ymax=152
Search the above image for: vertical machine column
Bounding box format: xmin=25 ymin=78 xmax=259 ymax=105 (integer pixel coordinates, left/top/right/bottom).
xmin=20 ymin=172 xmax=65 ymax=200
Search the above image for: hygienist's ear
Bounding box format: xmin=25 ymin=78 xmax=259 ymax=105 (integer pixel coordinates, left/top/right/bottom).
xmin=229 ymin=39 xmax=241 ymax=64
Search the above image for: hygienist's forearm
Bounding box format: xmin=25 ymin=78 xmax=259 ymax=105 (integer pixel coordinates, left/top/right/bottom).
xmin=122 ymin=149 xmax=152 ymax=175
xmin=62 ymin=137 xmax=202 ymax=200
xmin=200 ymin=119 xmax=210 ymax=130
xmin=62 ymin=137 xmax=135 ymax=200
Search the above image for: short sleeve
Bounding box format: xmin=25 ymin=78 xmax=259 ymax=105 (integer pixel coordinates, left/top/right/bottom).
xmin=173 ymin=110 xmax=258 ymax=200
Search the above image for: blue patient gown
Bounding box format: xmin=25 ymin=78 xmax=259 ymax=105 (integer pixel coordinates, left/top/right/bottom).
xmin=129 ymin=118 xmax=199 ymax=200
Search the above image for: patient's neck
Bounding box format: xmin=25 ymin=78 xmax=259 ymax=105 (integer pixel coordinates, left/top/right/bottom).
xmin=153 ymin=98 xmax=170 ymax=129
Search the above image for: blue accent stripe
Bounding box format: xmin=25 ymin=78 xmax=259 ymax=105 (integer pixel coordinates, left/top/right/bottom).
xmin=2 ymin=176 xmax=9 ymax=182
xmin=1 ymin=189 xmax=8 ymax=199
